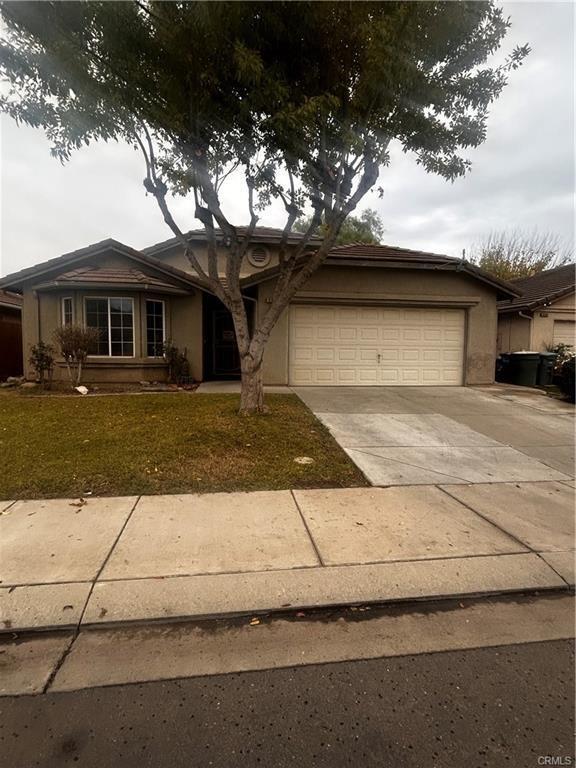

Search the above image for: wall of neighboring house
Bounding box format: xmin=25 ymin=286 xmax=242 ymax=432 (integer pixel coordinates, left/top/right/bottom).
xmin=258 ymin=266 xmax=499 ymax=386
xmin=531 ymin=292 xmax=575 ymax=351
xmin=0 ymin=304 xmax=23 ymax=380
xmin=497 ymin=313 xmax=532 ymax=353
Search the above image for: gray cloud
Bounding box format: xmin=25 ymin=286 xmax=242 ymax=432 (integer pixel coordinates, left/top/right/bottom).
xmin=1 ymin=1 xmax=573 ymax=276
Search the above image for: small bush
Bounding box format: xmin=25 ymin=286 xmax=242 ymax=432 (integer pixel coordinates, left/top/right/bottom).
xmin=163 ymin=340 xmax=191 ymax=385
xmin=29 ymin=341 xmax=54 ymax=386
xmin=558 ymin=357 xmax=575 ymax=402
xmin=54 ymin=324 xmax=101 ymax=387
xmin=545 ymin=342 xmax=574 ymax=373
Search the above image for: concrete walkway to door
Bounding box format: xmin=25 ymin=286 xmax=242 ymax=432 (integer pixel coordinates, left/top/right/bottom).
xmin=293 ymin=385 xmax=575 ymax=485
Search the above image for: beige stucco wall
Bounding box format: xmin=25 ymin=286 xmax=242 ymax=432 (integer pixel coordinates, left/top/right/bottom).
xmin=497 ymin=313 xmax=532 ymax=353
xmin=155 ymin=241 xmax=298 ymax=278
xmin=258 ymin=267 xmax=499 ymax=386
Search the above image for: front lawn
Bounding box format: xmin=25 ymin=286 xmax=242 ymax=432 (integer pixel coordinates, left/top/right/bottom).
xmin=0 ymin=392 xmax=367 ymax=499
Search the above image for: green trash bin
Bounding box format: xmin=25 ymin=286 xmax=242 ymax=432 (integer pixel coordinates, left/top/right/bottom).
xmin=509 ymin=352 xmax=540 ymax=387
xmin=537 ymin=352 xmax=557 ymax=386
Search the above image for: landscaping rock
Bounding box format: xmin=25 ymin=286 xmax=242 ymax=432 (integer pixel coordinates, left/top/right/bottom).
xmin=20 ymin=382 xmax=38 ymax=389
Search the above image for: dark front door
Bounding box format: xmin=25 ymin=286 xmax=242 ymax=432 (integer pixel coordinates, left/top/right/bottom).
xmin=211 ymin=309 xmax=240 ymax=377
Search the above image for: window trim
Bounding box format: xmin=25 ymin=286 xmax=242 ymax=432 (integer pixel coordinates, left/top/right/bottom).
xmin=61 ymin=297 xmax=74 ymax=327
xmin=145 ymin=298 xmax=166 ymax=358
xmin=83 ymin=296 xmax=136 ymax=359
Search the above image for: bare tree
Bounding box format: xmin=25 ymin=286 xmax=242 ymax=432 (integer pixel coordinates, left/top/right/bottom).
xmin=471 ymin=230 xmax=573 ymax=280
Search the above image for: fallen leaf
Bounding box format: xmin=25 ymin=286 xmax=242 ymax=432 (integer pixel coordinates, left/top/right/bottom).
xmin=249 ymin=618 xmax=260 ymax=626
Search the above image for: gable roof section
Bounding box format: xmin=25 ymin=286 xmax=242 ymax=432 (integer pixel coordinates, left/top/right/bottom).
xmin=143 ymin=226 xmax=323 ymax=257
xmin=498 ymin=263 xmax=576 ymax=312
xmin=241 ymin=242 xmax=520 ymax=299
xmin=0 ymin=239 xmax=204 ymax=293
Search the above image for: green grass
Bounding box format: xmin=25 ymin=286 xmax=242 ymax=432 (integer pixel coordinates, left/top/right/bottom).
xmin=0 ymin=392 xmax=367 ymax=499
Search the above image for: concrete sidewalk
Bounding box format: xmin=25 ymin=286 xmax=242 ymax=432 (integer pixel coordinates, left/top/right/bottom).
xmin=1 ymin=483 xmax=574 ymax=632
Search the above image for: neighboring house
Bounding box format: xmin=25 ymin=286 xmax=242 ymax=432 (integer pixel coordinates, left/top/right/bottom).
xmin=0 ymin=228 xmax=519 ymax=387
xmin=497 ymin=264 xmax=576 ymax=354
xmin=0 ymin=289 xmax=23 ymax=380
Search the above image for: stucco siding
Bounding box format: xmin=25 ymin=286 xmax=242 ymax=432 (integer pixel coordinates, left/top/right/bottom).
xmin=260 ymin=267 xmax=499 ymax=385
xmin=497 ymin=314 xmax=532 ymax=353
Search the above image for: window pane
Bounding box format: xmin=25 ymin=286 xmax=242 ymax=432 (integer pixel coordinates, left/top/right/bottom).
xmin=85 ymin=297 xmax=133 ymax=356
xmin=62 ymin=298 xmax=73 ymax=326
xmin=146 ymin=300 xmax=165 ymax=357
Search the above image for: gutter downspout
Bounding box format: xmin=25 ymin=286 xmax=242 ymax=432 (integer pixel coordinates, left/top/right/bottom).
xmin=518 ymin=310 xmax=533 ymax=349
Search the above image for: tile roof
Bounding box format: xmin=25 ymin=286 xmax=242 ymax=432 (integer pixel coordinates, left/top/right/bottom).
xmin=498 ymin=263 xmax=576 ymax=311
xmin=143 ymin=226 xmax=323 ymax=255
xmin=50 ymin=266 xmax=181 ymax=290
xmin=0 ymin=238 xmax=204 ymax=292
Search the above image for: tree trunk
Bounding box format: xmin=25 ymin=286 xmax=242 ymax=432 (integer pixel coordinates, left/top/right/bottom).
xmin=239 ymin=355 xmax=265 ymax=415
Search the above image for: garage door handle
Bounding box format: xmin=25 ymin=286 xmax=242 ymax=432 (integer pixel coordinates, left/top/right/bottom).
xmin=377 ymin=353 xmax=381 ymax=363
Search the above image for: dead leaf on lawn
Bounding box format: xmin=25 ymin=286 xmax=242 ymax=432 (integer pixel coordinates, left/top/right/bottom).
xmin=294 ymin=456 xmax=314 ymax=465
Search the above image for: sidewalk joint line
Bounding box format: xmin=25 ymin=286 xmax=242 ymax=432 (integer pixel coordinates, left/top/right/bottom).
xmin=290 ymin=490 xmax=325 ymax=567
xmin=349 ymin=447 xmax=469 ymax=483
xmin=42 ymin=495 xmax=141 ymax=694
xmin=438 ymin=486 xmax=540 ymax=556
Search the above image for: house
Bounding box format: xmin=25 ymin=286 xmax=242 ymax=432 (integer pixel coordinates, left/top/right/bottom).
xmin=0 ymin=289 xmax=23 ymax=380
xmin=0 ymin=228 xmax=519 ymax=387
xmin=497 ymin=263 xmax=576 ymax=353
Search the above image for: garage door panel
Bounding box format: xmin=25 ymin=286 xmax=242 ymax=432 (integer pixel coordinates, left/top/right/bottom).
xmin=289 ymin=305 xmax=465 ymax=386
xmin=553 ymin=320 xmax=575 ymax=347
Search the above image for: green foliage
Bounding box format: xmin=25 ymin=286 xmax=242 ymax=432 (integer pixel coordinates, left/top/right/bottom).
xmin=162 ymin=340 xmax=191 ymax=385
xmin=471 ymin=230 xmax=572 ymax=280
xmin=0 ymin=2 xmax=527 ymax=200
xmin=295 ymin=208 xmax=385 ymax=245
xmin=559 ymin=357 xmax=575 ymax=403
xmin=29 ymin=341 xmax=54 ymax=385
xmin=53 ymin=324 xmax=100 ymax=386
xmin=545 ymin=343 xmax=574 ymax=373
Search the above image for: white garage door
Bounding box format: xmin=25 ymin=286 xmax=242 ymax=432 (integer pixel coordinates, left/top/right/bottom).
xmin=553 ymin=320 xmax=576 ymax=348
xmin=289 ymin=305 xmax=465 ymax=386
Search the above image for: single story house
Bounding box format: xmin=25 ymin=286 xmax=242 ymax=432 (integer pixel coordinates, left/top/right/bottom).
xmin=497 ymin=263 xmax=575 ymax=354
xmin=0 ymin=228 xmax=519 ymax=387
xmin=0 ymin=289 xmax=23 ymax=381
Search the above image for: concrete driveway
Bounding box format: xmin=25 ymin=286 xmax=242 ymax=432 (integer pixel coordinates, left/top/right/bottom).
xmin=294 ymin=385 xmax=575 ymax=486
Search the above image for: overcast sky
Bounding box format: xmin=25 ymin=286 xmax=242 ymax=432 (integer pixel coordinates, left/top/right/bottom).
xmin=1 ymin=1 xmax=573 ymax=277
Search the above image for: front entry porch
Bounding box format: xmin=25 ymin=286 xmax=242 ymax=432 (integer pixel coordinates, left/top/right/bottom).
xmin=202 ymin=291 xmax=256 ymax=381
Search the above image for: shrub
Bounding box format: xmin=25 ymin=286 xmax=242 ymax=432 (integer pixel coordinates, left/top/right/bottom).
xmin=54 ymin=324 xmax=101 ymax=387
xmin=558 ymin=357 xmax=575 ymax=403
xmin=29 ymin=341 xmax=54 ymax=386
xmin=163 ymin=341 xmax=191 ymax=385
xmin=545 ymin=342 xmax=574 ymax=373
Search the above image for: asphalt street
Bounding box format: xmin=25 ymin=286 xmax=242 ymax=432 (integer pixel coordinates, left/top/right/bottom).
xmin=1 ymin=639 xmax=573 ymax=768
